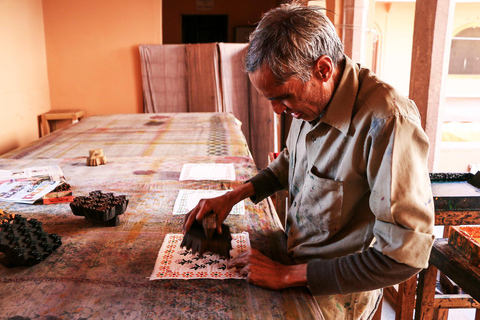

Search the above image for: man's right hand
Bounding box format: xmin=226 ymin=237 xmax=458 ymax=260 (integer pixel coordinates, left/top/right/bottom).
xmin=182 ymin=182 xmax=256 ymax=235
xmin=182 ymin=193 xmax=234 ymax=235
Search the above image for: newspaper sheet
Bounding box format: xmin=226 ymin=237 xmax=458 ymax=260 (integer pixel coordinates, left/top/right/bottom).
xmin=0 ymin=166 xmax=66 ymax=204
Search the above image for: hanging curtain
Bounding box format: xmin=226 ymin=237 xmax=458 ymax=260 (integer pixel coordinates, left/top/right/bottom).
xmin=185 ymin=43 xmax=222 ymax=112
xmin=218 ymin=43 xmax=250 ymax=147
xmin=139 ymin=44 xmax=188 ymax=113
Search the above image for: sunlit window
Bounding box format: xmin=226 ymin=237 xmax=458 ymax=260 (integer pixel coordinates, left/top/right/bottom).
xmin=448 ymin=27 xmax=480 ymax=75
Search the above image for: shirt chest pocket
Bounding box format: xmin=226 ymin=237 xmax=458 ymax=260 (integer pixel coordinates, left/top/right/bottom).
xmin=298 ymin=168 xmax=344 ymax=234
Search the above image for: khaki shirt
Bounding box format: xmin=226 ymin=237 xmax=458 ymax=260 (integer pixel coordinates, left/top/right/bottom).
xmin=269 ymin=56 xmax=435 ymax=269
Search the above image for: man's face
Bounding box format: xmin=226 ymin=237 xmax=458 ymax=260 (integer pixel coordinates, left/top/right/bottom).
xmin=249 ymin=65 xmax=329 ymax=122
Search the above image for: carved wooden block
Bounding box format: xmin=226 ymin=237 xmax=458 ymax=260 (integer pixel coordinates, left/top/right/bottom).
xmin=86 ymin=149 xmax=107 ymax=166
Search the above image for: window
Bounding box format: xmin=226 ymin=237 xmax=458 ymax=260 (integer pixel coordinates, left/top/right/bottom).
xmin=448 ymin=27 xmax=480 ymax=75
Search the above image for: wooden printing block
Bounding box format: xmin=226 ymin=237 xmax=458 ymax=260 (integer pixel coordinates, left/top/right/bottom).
xmin=69 ymin=191 xmax=129 ymax=227
xmin=0 ymin=214 xmax=62 ymax=268
xmin=86 ymin=149 xmax=107 ymax=166
xmin=181 ymin=220 xmax=233 ymax=259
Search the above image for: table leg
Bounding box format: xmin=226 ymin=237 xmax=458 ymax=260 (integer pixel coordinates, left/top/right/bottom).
xmin=415 ymin=265 xmax=438 ymax=320
xmin=40 ymin=115 xmax=50 ymax=137
xmin=396 ymin=275 xmax=417 ymax=320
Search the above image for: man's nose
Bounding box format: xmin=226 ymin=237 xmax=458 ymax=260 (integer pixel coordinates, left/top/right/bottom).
xmin=271 ymin=101 xmax=287 ymax=114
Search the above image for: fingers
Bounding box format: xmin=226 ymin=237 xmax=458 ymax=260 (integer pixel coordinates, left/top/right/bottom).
xmin=216 ymin=214 xmax=223 ymax=235
xmin=183 ymin=195 xmax=232 ymax=234
xmin=227 ymin=252 xmax=247 ymax=269
xmin=238 ymin=264 xmax=250 ymax=277
xmin=182 ymin=209 xmax=196 ymax=234
xmin=182 ymin=200 xmax=210 ymax=234
xmin=229 ymin=249 xmax=289 ymax=290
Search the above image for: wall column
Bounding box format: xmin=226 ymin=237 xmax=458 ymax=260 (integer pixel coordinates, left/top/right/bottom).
xmin=342 ymin=0 xmax=369 ymax=63
xmin=409 ymin=0 xmax=455 ymax=171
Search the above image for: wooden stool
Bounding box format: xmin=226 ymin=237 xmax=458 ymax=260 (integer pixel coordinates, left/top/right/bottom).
xmin=40 ymin=109 xmax=84 ymax=137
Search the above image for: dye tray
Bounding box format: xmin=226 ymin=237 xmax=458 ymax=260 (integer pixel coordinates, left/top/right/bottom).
xmin=448 ymin=225 xmax=480 ymax=268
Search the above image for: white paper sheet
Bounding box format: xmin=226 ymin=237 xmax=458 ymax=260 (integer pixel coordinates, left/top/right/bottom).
xmin=172 ymin=189 xmax=245 ymax=215
xmin=179 ymin=163 xmax=235 ymax=181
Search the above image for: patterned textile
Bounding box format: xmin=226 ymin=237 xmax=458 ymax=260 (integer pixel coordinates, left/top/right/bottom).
xmin=149 ymin=233 xmax=250 ymax=280
xmin=2 ymin=113 xmax=250 ymax=160
xmin=0 ymin=113 xmax=322 ymax=319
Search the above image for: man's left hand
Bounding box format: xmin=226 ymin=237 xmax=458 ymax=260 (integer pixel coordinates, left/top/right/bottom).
xmin=227 ymin=248 xmax=308 ymax=290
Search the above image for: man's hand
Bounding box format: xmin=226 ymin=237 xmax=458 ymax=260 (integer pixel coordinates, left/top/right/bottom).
xmin=183 ymin=193 xmax=233 ymax=235
xmin=182 ymin=182 xmax=256 ymax=235
xmin=227 ymin=248 xmax=308 ymax=290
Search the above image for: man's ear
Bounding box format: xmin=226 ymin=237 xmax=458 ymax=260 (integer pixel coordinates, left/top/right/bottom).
xmin=314 ymin=55 xmax=334 ymax=82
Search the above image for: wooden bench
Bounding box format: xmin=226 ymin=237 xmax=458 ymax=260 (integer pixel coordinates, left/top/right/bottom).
xmin=40 ymin=109 xmax=84 ymax=137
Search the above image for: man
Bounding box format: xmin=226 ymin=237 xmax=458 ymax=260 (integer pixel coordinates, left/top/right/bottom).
xmin=184 ymin=4 xmax=435 ymax=319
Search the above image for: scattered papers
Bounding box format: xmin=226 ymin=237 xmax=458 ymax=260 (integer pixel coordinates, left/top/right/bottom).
xmin=172 ymin=189 xmax=245 ymax=215
xmin=179 ymin=163 xmax=235 ymax=181
xmin=0 ymin=166 xmax=65 ymax=182
xmin=150 ymin=232 xmax=250 ymax=280
xmin=0 ymin=166 xmax=67 ymax=204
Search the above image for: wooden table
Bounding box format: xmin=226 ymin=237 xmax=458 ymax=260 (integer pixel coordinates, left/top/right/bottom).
xmin=415 ymin=238 xmax=480 ymax=320
xmin=0 ymin=113 xmax=322 ymax=319
xmin=382 ymin=174 xmax=480 ymax=320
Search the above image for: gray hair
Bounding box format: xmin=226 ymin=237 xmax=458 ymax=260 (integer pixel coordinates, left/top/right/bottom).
xmin=245 ymin=4 xmax=344 ymax=83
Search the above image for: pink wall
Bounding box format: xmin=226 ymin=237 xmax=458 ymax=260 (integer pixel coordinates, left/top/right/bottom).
xmin=0 ymin=0 xmax=51 ymax=155
xmin=42 ymin=0 xmax=162 ymax=117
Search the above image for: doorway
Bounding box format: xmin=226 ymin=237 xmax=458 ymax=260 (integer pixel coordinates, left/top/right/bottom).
xmin=182 ymin=15 xmax=228 ymax=43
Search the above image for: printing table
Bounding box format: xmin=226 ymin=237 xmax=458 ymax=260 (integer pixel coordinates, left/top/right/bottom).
xmin=389 ymin=173 xmax=480 ymax=320
xmin=413 ymin=174 xmax=480 ymax=320
xmin=0 ymin=113 xmax=322 ymax=319
xmin=415 ymin=239 xmax=480 ymax=320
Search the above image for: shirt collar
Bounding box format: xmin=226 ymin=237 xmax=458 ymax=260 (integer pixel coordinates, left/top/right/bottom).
xmin=319 ymin=55 xmax=359 ymax=136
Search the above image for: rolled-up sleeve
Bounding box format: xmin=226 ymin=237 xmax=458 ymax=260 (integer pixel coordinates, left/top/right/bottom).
xmin=367 ymin=112 xmax=435 ymax=268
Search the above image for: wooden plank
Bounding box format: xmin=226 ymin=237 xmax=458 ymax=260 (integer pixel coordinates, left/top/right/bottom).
xmin=433 ymin=308 xmax=449 ymax=320
xmin=40 ymin=114 xmax=50 ymax=137
xmin=415 ymin=265 xmax=438 ymax=320
xmin=372 ymin=298 xmax=383 ymax=320
xmin=395 ymin=275 xmax=417 ymax=320
xmin=430 ymin=239 xmax=480 ymax=302
xmin=434 ymin=294 xmax=480 ymax=308
xmin=384 ymin=286 xmax=399 ymax=304
xmin=44 ymin=109 xmax=84 ymax=120
xmin=435 ymin=210 xmax=480 ymax=226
